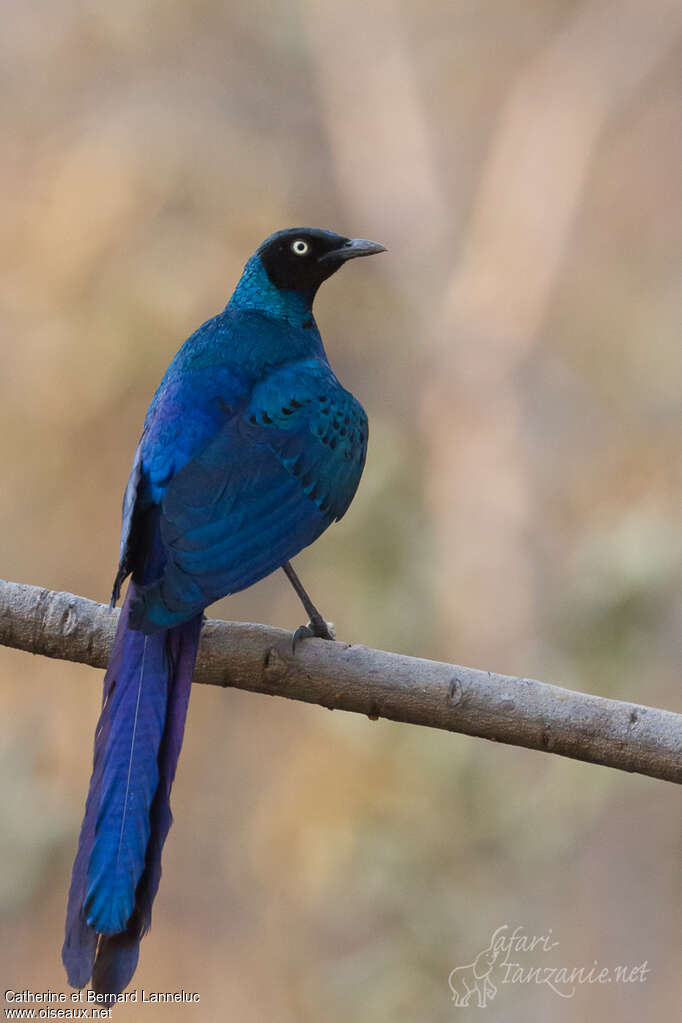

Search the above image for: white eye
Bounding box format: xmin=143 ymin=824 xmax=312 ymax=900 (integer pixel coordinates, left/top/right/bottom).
xmin=292 ymin=239 xmax=309 ymax=256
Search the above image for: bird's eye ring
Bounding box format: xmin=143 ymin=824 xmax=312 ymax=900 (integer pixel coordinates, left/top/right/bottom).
xmin=292 ymin=239 xmax=309 ymax=255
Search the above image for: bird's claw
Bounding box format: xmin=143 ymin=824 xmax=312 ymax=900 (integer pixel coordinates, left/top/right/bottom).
xmin=291 ymin=619 xmax=335 ymax=653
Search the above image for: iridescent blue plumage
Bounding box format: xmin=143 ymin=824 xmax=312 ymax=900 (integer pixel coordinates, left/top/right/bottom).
xmin=63 ymin=228 xmax=384 ymax=994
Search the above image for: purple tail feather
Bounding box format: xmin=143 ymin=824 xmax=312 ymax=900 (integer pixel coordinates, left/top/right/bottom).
xmin=62 ymin=583 xmax=202 ymax=994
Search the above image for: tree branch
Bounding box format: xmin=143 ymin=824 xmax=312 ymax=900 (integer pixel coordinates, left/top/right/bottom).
xmin=1 ymin=578 xmax=680 ymax=784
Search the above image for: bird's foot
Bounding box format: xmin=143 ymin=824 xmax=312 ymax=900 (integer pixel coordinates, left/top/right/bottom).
xmin=291 ymin=618 xmax=336 ymax=653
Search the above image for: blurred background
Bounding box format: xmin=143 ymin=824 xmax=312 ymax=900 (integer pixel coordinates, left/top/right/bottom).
xmin=0 ymin=0 xmax=680 ymax=1020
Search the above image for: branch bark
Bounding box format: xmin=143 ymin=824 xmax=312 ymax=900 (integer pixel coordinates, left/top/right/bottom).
xmin=1 ymin=578 xmax=680 ymax=784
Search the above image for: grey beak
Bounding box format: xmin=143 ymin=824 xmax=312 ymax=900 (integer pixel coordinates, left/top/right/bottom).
xmin=319 ymin=238 xmax=387 ymax=263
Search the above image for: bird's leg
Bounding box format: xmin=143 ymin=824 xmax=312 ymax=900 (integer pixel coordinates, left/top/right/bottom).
xmin=282 ymin=561 xmax=335 ymax=651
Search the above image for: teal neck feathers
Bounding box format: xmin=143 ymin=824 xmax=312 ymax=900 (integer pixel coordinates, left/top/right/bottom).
xmin=229 ymin=256 xmax=315 ymax=328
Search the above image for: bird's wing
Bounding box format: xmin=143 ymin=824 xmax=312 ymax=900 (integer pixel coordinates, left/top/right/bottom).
xmin=111 ymin=440 xmax=146 ymax=605
xmin=131 ymin=358 xmax=367 ymax=630
xmin=245 ymin=356 xmax=368 ymax=522
xmin=111 ymin=355 xmax=252 ymax=604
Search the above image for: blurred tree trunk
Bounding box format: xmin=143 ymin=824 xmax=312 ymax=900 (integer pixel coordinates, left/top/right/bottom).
xmin=421 ymin=0 xmax=682 ymax=664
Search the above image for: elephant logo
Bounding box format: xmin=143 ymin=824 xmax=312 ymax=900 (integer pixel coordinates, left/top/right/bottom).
xmin=448 ymin=926 xmax=507 ymax=1008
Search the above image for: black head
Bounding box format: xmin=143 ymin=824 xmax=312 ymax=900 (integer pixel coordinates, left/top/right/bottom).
xmin=257 ymin=228 xmax=386 ymax=294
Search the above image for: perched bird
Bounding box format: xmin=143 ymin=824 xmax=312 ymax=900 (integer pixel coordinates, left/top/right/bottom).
xmin=62 ymin=228 xmax=385 ymax=995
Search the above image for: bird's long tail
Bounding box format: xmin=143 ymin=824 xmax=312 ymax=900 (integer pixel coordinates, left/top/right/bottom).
xmin=62 ymin=581 xmax=202 ymax=995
